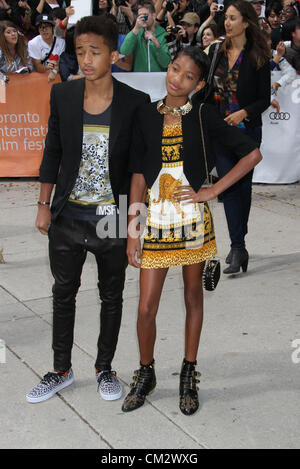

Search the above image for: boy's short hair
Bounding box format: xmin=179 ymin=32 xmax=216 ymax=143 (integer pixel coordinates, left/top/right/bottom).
xmin=74 ymin=15 xmax=118 ymax=51
xmin=52 ymin=7 xmax=66 ymax=21
xmin=138 ymin=1 xmax=156 ymax=14
xmin=282 ymin=17 xmax=300 ymax=41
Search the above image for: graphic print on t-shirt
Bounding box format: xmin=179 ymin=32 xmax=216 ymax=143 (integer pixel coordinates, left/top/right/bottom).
xmin=70 ymin=124 xmax=115 ymax=205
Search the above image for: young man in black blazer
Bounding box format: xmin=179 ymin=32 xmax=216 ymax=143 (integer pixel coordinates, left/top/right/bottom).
xmin=26 ymin=15 xmax=150 ymax=404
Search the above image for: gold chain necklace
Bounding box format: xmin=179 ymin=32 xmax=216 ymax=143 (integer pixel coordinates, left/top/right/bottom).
xmin=157 ymin=98 xmax=193 ymax=116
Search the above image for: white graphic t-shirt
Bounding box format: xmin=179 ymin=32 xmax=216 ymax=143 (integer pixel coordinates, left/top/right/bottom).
xmin=28 ymin=35 xmax=65 ymax=64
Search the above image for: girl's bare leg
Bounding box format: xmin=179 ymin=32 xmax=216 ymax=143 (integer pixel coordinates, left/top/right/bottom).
xmin=182 ymin=262 xmax=205 ymax=362
xmin=137 ymin=267 xmax=169 ymax=364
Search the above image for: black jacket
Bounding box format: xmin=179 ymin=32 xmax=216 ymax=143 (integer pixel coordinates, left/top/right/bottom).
xmin=59 ymin=52 xmax=79 ymax=82
xmin=195 ymin=41 xmax=271 ymax=129
xmin=129 ymin=101 xmax=258 ymax=192
xmin=39 ymin=77 xmax=150 ymax=220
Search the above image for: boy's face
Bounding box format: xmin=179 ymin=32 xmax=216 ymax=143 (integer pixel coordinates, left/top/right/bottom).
xmin=75 ymin=33 xmax=118 ymax=82
xmin=181 ymin=21 xmax=198 ymax=39
xmin=39 ymin=22 xmax=54 ymax=42
xmin=292 ymin=25 xmax=300 ymax=45
xmin=166 ymin=54 xmax=204 ymax=99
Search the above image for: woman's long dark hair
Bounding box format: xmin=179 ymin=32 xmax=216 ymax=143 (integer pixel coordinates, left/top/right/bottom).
xmin=0 ymin=21 xmax=28 ymax=66
xmin=93 ymin=0 xmax=112 ymax=15
xmin=200 ymin=24 xmax=218 ymax=48
xmin=223 ymin=0 xmax=271 ymax=69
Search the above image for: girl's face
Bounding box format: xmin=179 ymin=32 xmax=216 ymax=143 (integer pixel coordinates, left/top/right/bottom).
xmin=202 ymin=27 xmax=215 ymax=48
xmin=224 ymin=6 xmax=248 ymax=40
xmin=166 ymin=54 xmax=204 ymax=99
xmin=4 ymin=26 xmax=18 ymax=46
xmin=267 ymin=10 xmax=280 ymax=29
xmin=279 ymin=6 xmax=296 ymax=23
xmin=179 ymin=0 xmax=189 ymax=13
xmin=98 ymin=0 xmax=108 ymax=9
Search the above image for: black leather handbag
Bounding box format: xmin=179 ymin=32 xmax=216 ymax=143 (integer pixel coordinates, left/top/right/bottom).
xmin=199 ymin=103 xmax=221 ymax=291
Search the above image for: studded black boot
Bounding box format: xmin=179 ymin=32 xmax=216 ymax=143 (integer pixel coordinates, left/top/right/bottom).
xmin=179 ymin=359 xmax=201 ymax=416
xmin=122 ymin=360 xmax=156 ymax=412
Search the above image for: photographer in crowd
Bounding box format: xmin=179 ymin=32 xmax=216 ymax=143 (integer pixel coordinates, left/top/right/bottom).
xmin=156 ymin=0 xmax=192 ymax=29
xmin=120 ymin=1 xmax=171 ymax=71
xmin=110 ymin=0 xmax=138 ymax=34
xmin=196 ymin=1 xmax=225 ymax=44
xmin=28 ymin=0 xmax=71 ymax=27
xmin=166 ymin=11 xmax=200 ymax=59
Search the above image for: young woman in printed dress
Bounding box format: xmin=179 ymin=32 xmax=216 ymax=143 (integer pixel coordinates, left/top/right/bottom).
xmin=122 ymin=46 xmax=263 ymax=415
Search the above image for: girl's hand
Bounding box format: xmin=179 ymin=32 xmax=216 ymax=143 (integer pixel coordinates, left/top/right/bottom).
xmin=65 ymin=6 xmax=75 ymax=17
xmin=174 ymin=186 xmax=216 ymax=204
xmin=271 ymin=99 xmax=280 ymax=114
xmin=210 ymin=2 xmax=218 ymax=16
xmin=48 ymin=71 xmax=57 ymax=83
xmin=271 ymin=82 xmax=281 ymax=92
xmin=224 ymin=109 xmax=247 ymax=126
xmin=127 ymin=236 xmax=142 ymax=268
xmin=276 ymin=41 xmax=285 ymax=58
xmin=45 ymin=62 xmax=54 ymax=71
xmin=171 ymin=2 xmax=178 ymax=14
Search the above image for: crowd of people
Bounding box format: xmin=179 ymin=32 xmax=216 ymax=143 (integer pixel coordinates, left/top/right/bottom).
xmin=0 ymin=0 xmax=299 ymax=82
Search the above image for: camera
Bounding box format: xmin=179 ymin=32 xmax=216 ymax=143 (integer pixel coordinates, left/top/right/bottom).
xmin=166 ymin=0 xmax=179 ymax=13
xmin=171 ymin=26 xmax=180 ymax=34
xmin=217 ymin=0 xmax=224 ymax=11
xmin=143 ymin=14 xmax=149 ymax=21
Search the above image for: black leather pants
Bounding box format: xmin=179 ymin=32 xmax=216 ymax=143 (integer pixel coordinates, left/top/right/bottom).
xmin=48 ymin=216 xmax=127 ymax=373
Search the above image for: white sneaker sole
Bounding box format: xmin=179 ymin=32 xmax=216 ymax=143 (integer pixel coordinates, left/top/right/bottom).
xmin=99 ymin=387 xmax=123 ymax=401
xmin=26 ymin=376 xmax=74 ymax=404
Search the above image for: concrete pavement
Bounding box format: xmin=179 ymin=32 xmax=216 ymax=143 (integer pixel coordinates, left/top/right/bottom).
xmin=0 ymin=178 xmax=300 ymax=449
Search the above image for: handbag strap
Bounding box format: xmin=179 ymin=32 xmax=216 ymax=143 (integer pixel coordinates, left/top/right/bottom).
xmin=207 ymin=41 xmax=221 ymax=86
xmin=199 ymin=103 xmax=211 ymax=186
xmin=41 ymin=36 xmax=57 ymax=65
xmin=199 ymin=103 xmax=214 ymax=250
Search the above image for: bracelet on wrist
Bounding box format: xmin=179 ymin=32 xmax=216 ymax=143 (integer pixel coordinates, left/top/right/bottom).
xmin=37 ymin=201 xmax=50 ymax=206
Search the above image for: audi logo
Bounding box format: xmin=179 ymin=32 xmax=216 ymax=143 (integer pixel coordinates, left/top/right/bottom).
xmin=269 ymin=112 xmax=291 ymax=120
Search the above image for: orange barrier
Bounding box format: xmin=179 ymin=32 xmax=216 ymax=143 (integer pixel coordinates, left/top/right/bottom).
xmin=0 ymin=73 xmax=60 ymax=177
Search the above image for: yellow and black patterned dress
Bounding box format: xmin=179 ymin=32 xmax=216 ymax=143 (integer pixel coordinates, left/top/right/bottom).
xmin=141 ymin=120 xmax=217 ymax=269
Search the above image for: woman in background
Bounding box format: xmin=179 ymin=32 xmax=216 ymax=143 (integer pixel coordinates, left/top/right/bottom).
xmin=200 ymin=23 xmax=218 ymax=50
xmin=0 ymin=20 xmax=32 ymax=81
xmin=199 ymin=0 xmax=271 ymax=275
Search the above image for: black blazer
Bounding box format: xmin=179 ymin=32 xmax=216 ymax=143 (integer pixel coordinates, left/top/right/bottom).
xmin=129 ymin=101 xmax=258 ymax=192
xmin=39 ymin=77 xmax=150 ymax=221
xmin=194 ymin=42 xmax=271 ymax=129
